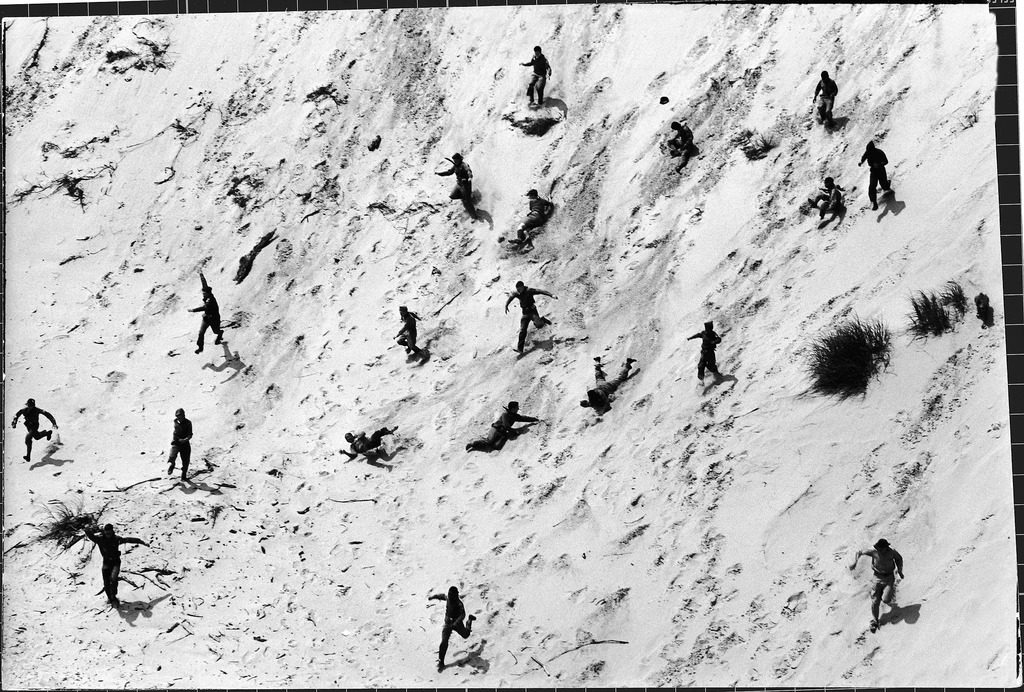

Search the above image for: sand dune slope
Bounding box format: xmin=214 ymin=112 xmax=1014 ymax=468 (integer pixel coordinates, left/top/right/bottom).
xmin=2 ymin=5 xmax=1015 ymax=687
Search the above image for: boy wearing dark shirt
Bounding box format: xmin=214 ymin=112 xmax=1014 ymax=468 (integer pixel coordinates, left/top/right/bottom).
xmin=580 ymin=357 xmax=637 ymax=414
xmin=11 ymin=398 xmax=58 ymax=461
xmin=167 ymin=408 xmax=193 ymax=481
xmin=668 ymin=121 xmax=698 ymax=170
xmin=465 ymin=402 xmax=541 ymax=452
xmin=83 ymin=524 xmax=149 ymax=607
xmin=190 ymin=272 xmax=223 ymax=354
xmin=429 ymin=585 xmax=476 ymax=672
xmin=504 ymin=281 xmax=556 ymax=353
xmin=521 ymin=46 xmax=552 ymax=106
xmin=687 ymin=321 xmax=723 ymax=381
xmin=859 ymin=141 xmax=892 ymax=210
xmin=341 ymin=426 xmax=397 ymax=460
xmin=813 ymin=70 xmax=839 ymax=125
xmin=511 ymin=189 xmax=554 ymax=245
xmin=396 ymin=306 xmax=424 ymax=357
xmin=436 ymin=154 xmax=478 ymax=219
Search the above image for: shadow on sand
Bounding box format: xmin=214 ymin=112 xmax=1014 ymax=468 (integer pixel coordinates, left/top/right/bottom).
xmin=366 ymin=445 xmax=407 ymax=471
xmin=884 ymin=602 xmax=922 ymax=626
xmin=449 ymin=638 xmax=490 ymax=674
xmin=342 ymin=446 xmax=407 ymax=471
xmin=823 ymin=115 xmax=851 ymax=131
xmin=876 ymin=190 xmax=907 ymax=221
xmin=449 ymin=189 xmax=494 ymax=229
xmin=404 ymin=347 xmax=430 ymax=366
xmin=817 ymin=204 xmax=848 ymax=229
xmin=202 ymin=341 xmax=246 ymax=383
xmin=702 ymin=373 xmax=738 ymax=395
xmin=530 ymin=337 xmax=556 ymax=353
xmin=178 ymin=478 xmax=225 ymax=495
xmin=31 ymin=444 xmax=74 ymax=470
xmin=116 ymin=593 xmax=171 ymax=627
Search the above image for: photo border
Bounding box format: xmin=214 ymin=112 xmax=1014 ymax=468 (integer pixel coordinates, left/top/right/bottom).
xmin=1 ymin=1 xmax=1020 ymax=691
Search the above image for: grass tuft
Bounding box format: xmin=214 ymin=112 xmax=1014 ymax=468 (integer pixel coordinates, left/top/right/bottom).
xmin=909 ymin=280 xmax=967 ymax=337
xmin=37 ymin=499 xmax=106 ymax=552
xmin=939 ymin=280 xmax=968 ymax=318
xmin=809 ymin=317 xmax=892 ymax=397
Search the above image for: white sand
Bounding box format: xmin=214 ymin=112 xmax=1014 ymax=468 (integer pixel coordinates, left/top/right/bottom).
xmin=2 ymin=5 xmax=1016 ymax=687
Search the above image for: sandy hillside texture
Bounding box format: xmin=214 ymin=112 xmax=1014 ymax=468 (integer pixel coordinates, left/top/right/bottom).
xmin=2 ymin=5 xmax=1017 ymax=688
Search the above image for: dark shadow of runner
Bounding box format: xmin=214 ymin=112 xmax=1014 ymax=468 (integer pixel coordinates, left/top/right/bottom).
xmin=202 ymin=341 xmax=246 ymax=383
xmin=31 ymin=446 xmax=73 ymax=470
xmin=449 ymin=638 xmax=490 ymax=674
xmin=823 ymin=115 xmax=850 ymax=131
xmin=116 ymin=593 xmax=171 ymax=627
xmin=883 ymin=602 xmax=921 ymax=626
xmin=876 ymin=190 xmax=907 ymax=221
xmin=179 ymin=479 xmax=224 ymax=495
xmin=701 ymin=373 xmax=738 ymax=395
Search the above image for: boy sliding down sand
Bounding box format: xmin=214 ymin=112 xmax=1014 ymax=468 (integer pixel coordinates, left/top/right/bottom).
xmin=465 ymin=401 xmax=543 ymax=453
xmin=507 ymin=189 xmax=554 ymax=247
xmin=667 ymin=121 xmax=698 ymax=171
xmin=809 ymin=177 xmax=845 ymax=220
xmin=580 ymin=356 xmax=637 ymax=414
xmin=340 ymin=426 xmax=397 ymax=460
xmin=521 ymin=45 xmax=552 ymax=106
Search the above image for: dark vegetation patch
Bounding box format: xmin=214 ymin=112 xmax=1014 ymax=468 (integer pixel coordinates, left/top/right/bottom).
xmin=908 ymin=280 xmax=967 ymax=337
xmin=808 ymin=317 xmax=892 ymax=398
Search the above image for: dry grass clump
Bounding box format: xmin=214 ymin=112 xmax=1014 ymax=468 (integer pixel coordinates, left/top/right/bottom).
xmin=809 ymin=317 xmax=892 ymax=397
xmin=37 ymin=499 xmax=107 ymax=552
xmin=909 ymin=280 xmax=967 ymax=337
